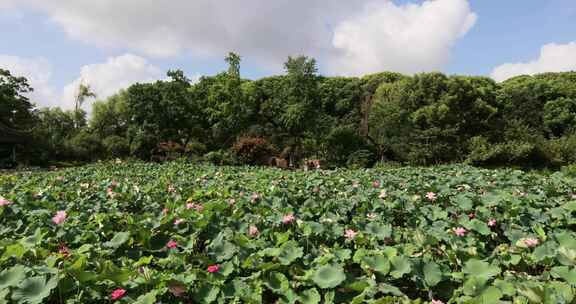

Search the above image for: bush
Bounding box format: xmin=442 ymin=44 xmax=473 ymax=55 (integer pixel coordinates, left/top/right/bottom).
xmin=129 ymin=129 xmax=158 ymax=160
xmin=203 ymin=150 xmax=238 ymax=166
xmin=232 ymin=137 xmax=276 ymax=165
xmin=102 ymin=135 xmax=129 ymax=158
xmin=346 ymin=149 xmax=374 ymax=169
xmin=544 ymin=132 xmax=576 ymax=165
xmin=325 ymin=126 xmax=367 ymax=166
xmin=66 ymin=131 xmax=103 ymax=161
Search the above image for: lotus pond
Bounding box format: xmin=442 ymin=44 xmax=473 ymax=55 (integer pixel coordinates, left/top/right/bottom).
xmin=1 ymin=162 xmax=576 ymax=303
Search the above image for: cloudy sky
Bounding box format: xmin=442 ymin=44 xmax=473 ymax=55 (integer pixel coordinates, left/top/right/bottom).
xmin=1 ymin=0 xmax=576 ymax=110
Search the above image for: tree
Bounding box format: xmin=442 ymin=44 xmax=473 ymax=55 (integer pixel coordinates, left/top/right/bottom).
xmin=0 ymin=69 xmax=35 ymax=129
xmin=193 ymin=53 xmax=254 ymax=148
xmin=369 ymin=73 xmax=500 ymax=164
xmin=73 ymin=83 xmax=96 ymax=129
xmin=90 ymin=91 xmax=130 ymax=139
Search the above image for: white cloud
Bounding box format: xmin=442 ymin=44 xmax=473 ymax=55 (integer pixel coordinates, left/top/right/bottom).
xmin=0 ymin=55 xmax=59 ymax=108
xmin=1 ymin=54 xmax=165 ymax=115
xmin=62 ymin=54 xmax=163 ymax=111
xmin=491 ymin=42 xmax=576 ymax=82
xmin=16 ymin=0 xmax=367 ymax=63
xmin=10 ymin=0 xmax=476 ymax=74
xmin=330 ymin=0 xmax=476 ymax=75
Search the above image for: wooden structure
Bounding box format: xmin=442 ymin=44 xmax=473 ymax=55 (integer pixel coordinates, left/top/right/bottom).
xmin=0 ymin=121 xmax=30 ymax=167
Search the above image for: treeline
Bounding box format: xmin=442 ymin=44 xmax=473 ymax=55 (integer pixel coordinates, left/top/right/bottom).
xmin=3 ymin=54 xmax=576 ymax=168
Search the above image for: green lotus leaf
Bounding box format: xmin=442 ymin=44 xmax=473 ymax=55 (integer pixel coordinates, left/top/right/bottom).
xmin=312 ymin=264 xmax=346 ymax=289
xmin=264 ymin=272 xmax=289 ymax=292
xmin=558 ymin=247 xmax=576 ymax=266
xmin=377 ymin=283 xmax=404 ymax=296
xmin=11 ymin=276 xmax=58 ymax=304
xmin=423 ymin=262 xmax=442 ymax=287
xmin=278 ymin=241 xmax=304 ymax=265
xmin=210 ymin=240 xmax=237 ymax=262
xmin=476 ymin=286 xmax=503 ymax=303
xmin=390 ymin=256 xmax=411 ymax=279
xmin=0 ymin=289 xmax=9 ymax=304
xmin=194 ymin=284 xmax=220 ymax=304
xmin=463 ymin=259 xmax=500 ymax=280
xmin=133 ymin=290 xmax=158 ymax=304
xmin=2 ymin=243 xmax=26 ymax=260
xmin=0 ymin=265 xmax=27 ymax=289
xmin=362 ymin=255 xmax=390 ymax=275
xmin=104 ymin=231 xmax=130 ymax=249
xmin=493 ymin=279 xmax=516 ymax=296
xmin=365 ymin=223 xmax=392 ymax=240
xmin=299 ymin=288 xmax=321 ymax=304
xmin=532 ymin=241 xmax=558 ymax=262
xmin=467 ymin=219 xmax=491 ymax=236
xmin=551 ymin=266 xmax=576 ymax=285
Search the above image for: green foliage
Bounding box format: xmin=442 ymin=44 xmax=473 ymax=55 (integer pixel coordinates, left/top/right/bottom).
xmin=4 ymin=59 xmax=576 ymax=168
xmin=102 ymin=135 xmax=129 ymax=158
xmin=0 ymin=69 xmax=35 ymax=129
xmin=1 ymin=162 xmax=575 ymax=302
xmin=324 ymin=126 xmax=368 ymax=166
xmin=369 ymin=73 xmax=500 ymax=165
xmin=65 ymin=130 xmax=102 ymax=161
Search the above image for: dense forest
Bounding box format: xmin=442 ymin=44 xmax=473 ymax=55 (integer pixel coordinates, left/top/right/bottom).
xmin=2 ymin=53 xmax=576 ymax=168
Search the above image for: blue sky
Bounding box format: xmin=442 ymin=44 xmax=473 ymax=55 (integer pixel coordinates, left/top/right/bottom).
xmin=0 ymin=0 xmax=575 ymax=109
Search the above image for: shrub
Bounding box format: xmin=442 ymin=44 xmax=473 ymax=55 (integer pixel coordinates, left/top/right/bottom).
xmin=102 ymin=135 xmax=129 ymax=158
xmin=232 ymin=137 xmax=276 ymax=165
xmin=346 ymin=149 xmax=374 ymax=169
xmin=325 ymin=126 xmax=367 ymax=166
xmin=66 ymin=131 xmax=103 ymax=161
xmin=203 ymin=150 xmax=238 ymax=166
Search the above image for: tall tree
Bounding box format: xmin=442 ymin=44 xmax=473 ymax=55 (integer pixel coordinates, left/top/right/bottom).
xmin=0 ymin=69 xmax=35 ymax=130
xmin=74 ymin=83 xmax=96 ymax=128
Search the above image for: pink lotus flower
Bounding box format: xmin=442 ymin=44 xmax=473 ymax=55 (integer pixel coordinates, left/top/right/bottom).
xmin=207 ymin=264 xmax=220 ymax=273
xmin=282 ymin=213 xmax=295 ymax=224
xmin=431 ymin=300 xmax=444 ymax=304
xmin=468 ymin=213 xmax=476 ymax=219
xmin=166 ymin=240 xmax=178 ymax=249
xmin=488 ymin=219 xmax=497 ymax=227
xmin=186 ymin=202 xmax=203 ymax=212
xmin=174 ymin=219 xmax=185 ymax=226
xmin=248 ymin=225 xmax=259 ymax=237
xmin=162 ymin=208 xmax=169 ymax=215
xmin=426 ymin=192 xmax=437 ymax=201
xmin=0 ymin=196 xmax=12 ymax=206
xmin=453 ymin=227 xmax=467 ymax=237
xmin=379 ymin=190 xmax=387 ymax=199
xmin=372 ymin=180 xmax=380 ymax=188
xmin=52 ymin=211 xmax=67 ymax=225
xmin=344 ymin=229 xmax=358 ymax=240
xmin=523 ymin=238 xmax=539 ymax=247
xmin=111 ymin=288 xmax=126 ymax=301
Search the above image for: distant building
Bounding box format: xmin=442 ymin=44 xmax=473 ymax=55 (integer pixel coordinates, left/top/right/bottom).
xmin=0 ymin=122 xmax=30 ymax=168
